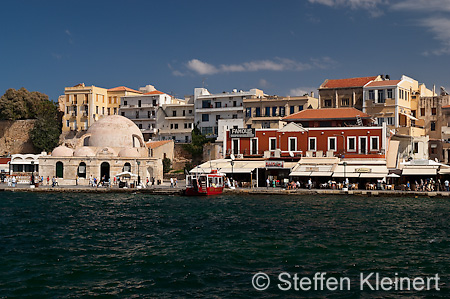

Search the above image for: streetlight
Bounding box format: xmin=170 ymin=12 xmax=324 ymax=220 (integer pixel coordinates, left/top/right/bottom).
xmin=136 ymin=160 xmax=141 ymax=186
xmin=30 ymin=161 xmax=35 ymax=186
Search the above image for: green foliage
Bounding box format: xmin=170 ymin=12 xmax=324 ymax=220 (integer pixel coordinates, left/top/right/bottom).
xmin=30 ymin=100 xmax=62 ymax=152
xmin=163 ymin=157 xmax=172 ymax=174
xmin=183 ymin=125 xmax=208 ymax=161
xmin=0 ymin=87 xmax=49 ymax=120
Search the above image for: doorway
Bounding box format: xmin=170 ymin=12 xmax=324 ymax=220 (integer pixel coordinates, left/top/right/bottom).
xmin=100 ymin=162 xmax=110 ymax=180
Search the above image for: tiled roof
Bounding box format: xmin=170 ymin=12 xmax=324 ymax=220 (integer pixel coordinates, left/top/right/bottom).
xmin=365 ymin=80 xmax=401 ymax=87
xmin=146 ymin=140 xmax=173 ymax=149
xmin=0 ymin=158 xmax=11 ymax=164
xmin=320 ymin=76 xmax=378 ymax=89
xmin=108 ymin=86 xmax=142 ymax=93
xmin=443 ymin=105 xmax=450 ymax=109
xmin=283 ymin=108 xmax=370 ymax=121
xmin=144 ymin=90 xmax=165 ymax=95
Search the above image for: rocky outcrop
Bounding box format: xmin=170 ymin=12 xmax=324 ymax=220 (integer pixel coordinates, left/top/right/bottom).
xmin=0 ymin=120 xmax=37 ymax=155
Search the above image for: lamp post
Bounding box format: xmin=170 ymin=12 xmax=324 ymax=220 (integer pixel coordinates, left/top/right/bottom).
xmin=343 ymin=161 xmax=347 ymax=189
xmin=231 ymin=160 xmax=234 ymax=185
xmin=30 ymin=161 xmax=35 ymax=186
xmin=137 ymin=160 xmax=141 ymax=186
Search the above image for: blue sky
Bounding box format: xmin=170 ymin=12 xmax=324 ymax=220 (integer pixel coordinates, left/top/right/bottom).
xmin=2 ymin=0 xmax=450 ymax=101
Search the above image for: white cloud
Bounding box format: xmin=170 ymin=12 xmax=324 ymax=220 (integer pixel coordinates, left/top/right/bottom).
xmin=258 ymin=79 xmax=269 ymax=88
xmin=186 ymin=59 xmax=219 ymax=75
xmin=308 ymin=0 xmax=387 ymax=16
xmin=392 ymin=0 xmax=450 ymax=13
xmin=420 ymin=18 xmax=450 ymax=55
xmin=184 ymin=57 xmax=336 ymax=75
xmin=65 ymin=29 xmax=71 ymax=36
xmin=288 ymin=87 xmax=317 ymax=97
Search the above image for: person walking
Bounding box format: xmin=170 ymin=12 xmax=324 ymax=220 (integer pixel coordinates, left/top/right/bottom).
xmin=266 ymin=178 xmax=270 ymax=188
xmin=445 ymin=179 xmax=449 ymax=192
xmin=170 ymin=177 xmax=174 ymax=188
xmin=308 ymin=178 xmax=312 ymax=190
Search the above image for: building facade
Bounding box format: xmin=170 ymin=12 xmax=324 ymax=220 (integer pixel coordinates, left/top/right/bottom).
xmin=156 ymin=98 xmax=195 ymax=143
xmin=243 ymin=94 xmax=318 ymax=129
xmin=194 ymin=88 xmax=265 ymax=137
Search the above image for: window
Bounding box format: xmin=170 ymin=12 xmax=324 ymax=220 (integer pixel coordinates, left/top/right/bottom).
xmin=216 ymin=115 xmax=220 ymax=121
xmin=114 ymin=97 xmax=117 ymax=104
xmin=387 ymin=89 xmax=393 ymax=99
xmin=135 ymin=111 xmax=139 ymax=119
xmin=202 ymin=100 xmax=211 ymax=108
xmin=279 ymin=107 xmax=285 ymax=117
xmin=215 ymin=102 xmax=222 ymax=108
xmin=290 ymin=106 xmax=295 ymax=114
xmin=370 ymin=136 xmax=379 ymax=151
xmin=413 ymin=142 xmax=419 ymax=154
xmin=347 ymin=137 xmax=356 ymax=152
xmin=102 ymin=107 xmax=105 ymax=115
xmin=341 ymin=98 xmax=349 ymax=106
xmin=324 ymin=99 xmax=332 ymax=107
xmin=123 ymin=162 xmax=131 ymax=172
xmin=377 ymin=90 xmax=385 ymax=103
xmin=246 ymin=108 xmax=251 ymax=117
xmin=432 ymin=108 xmax=436 ymax=115
xmin=232 ymin=114 xmax=238 ymax=119
xmin=308 ymin=137 xmax=317 ymax=151
xmin=113 ymin=108 xmax=117 ymax=115
xmin=232 ymin=139 xmax=239 ymax=154
xmin=298 ymin=105 xmax=303 ymax=111
xmin=431 ymin=121 xmax=436 ymax=131
xmin=170 ymin=124 xmax=173 ymax=129
xmin=269 ymin=137 xmax=277 ymax=151
xmin=124 ymin=100 xmax=127 ymax=106
xmin=265 ymin=107 xmax=271 ymax=116
xmin=233 ymin=101 xmax=237 ymax=107
xmin=359 ymin=136 xmax=367 ymax=154
xmin=272 ymin=107 xmax=277 ymax=116
xmin=175 ymin=124 xmax=178 ymax=129
xmin=184 ymin=123 xmax=188 ymax=129
xmin=96 ymin=106 xmax=99 ymax=114
xmin=153 ymin=99 xmax=157 ymax=106
xmin=77 ymin=162 xmax=86 ymax=178
xmin=56 ymin=161 xmax=64 ymax=178
xmin=369 ymin=90 xmax=375 ymax=100
xmin=202 ymin=114 xmax=209 ymax=122
xmin=288 ymin=137 xmax=297 ymax=152
xmin=377 ymin=117 xmax=384 ymax=126
xmin=387 ymin=117 xmax=394 ymax=125
xmin=262 ymin=122 xmax=270 ymax=129
xmin=251 ymin=138 xmax=258 ymax=155
xmin=173 ymin=110 xmax=177 ymax=117
xmin=107 ymin=108 xmax=110 ymax=115
xmin=121 ymin=112 xmax=125 ymax=116
xmin=255 ymin=107 xmax=261 ymax=117
xmin=183 ymin=110 xmax=186 ymax=116
xmin=328 ymin=137 xmax=337 ymax=151
xmin=66 ymin=120 xmax=69 ymax=127
xmin=138 ymin=124 xmax=143 ymax=129
xmin=148 ymin=111 xmax=151 ymax=118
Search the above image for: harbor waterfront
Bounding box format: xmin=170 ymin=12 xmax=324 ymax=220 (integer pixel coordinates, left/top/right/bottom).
xmin=1 ymin=192 xmax=449 ymax=297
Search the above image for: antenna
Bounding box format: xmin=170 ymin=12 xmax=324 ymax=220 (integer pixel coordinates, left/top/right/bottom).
xmin=202 ymin=78 xmax=208 ymax=88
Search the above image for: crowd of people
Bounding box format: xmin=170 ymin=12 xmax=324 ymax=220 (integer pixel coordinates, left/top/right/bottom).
xmin=406 ymin=178 xmax=450 ymax=192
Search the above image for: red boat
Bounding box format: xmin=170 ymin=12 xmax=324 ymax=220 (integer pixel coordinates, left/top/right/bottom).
xmin=184 ymin=169 xmax=225 ymax=196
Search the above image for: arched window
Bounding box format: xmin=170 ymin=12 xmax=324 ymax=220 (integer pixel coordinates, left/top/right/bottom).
xmin=123 ymin=162 xmax=131 ymax=172
xmin=56 ymin=161 xmax=64 ymax=178
xmin=83 ymin=136 xmax=90 ymax=146
xmin=77 ymin=162 xmax=86 ymax=178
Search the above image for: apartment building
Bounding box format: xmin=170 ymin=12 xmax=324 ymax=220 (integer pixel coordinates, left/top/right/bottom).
xmin=243 ymin=94 xmax=318 ymax=129
xmin=194 ymin=88 xmax=265 ymax=137
xmin=62 ymin=84 xmax=141 ymax=132
xmin=318 ymin=76 xmax=382 ymax=109
xmin=156 ymin=97 xmax=195 ymax=143
xmin=119 ymin=89 xmax=172 ymax=141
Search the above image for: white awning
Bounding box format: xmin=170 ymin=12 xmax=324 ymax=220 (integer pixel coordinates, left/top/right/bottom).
xmin=310 ymin=171 xmax=333 ymax=177
xmin=290 ymin=171 xmax=312 ymax=177
xmin=439 ymin=168 xmax=450 ymax=174
xmin=402 ymin=168 xmax=437 ymax=176
xmin=359 ymin=173 xmax=387 ymax=178
xmin=332 ymin=172 xmax=361 ymax=178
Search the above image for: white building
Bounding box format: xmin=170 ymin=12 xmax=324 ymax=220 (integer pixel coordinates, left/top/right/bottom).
xmin=194 ymin=88 xmax=265 ymax=137
xmin=119 ymin=89 xmax=172 ymax=141
xmin=156 ymin=97 xmax=195 ymax=143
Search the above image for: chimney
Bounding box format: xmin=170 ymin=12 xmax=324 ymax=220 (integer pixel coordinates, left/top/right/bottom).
xmin=310 ymin=91 xmax=314 ymax=97
xmin=385 ymin=74 xmax=390 ymax=80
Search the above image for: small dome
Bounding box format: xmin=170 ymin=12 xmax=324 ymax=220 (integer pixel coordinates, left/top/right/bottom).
xmin=52 ymin=146 xmax=74 ymax=157
xmin=86 ymin=115 xmax=145 ymax=148
xmin=73 ymin=147 xmax=96 ymax=157
xmin=118 ymin=147 xmax=141 ymax=158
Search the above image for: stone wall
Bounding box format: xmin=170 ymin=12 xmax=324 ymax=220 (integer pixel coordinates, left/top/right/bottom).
xmin=0 ymin=120 xmax=37 ymax=155
xmin=172 ymin=144 xmax=193 ymax=170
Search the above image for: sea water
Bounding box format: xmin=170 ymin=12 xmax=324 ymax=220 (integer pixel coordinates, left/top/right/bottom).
xmin=1 ymin=192 xmax=449 ymax=298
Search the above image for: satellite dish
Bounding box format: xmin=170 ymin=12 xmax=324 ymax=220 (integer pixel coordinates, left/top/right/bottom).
xmin=230 ymin=154 xmax=235 ymax=160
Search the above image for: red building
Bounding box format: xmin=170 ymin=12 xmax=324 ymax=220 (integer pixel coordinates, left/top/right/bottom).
xmin=282 ymin=107 xmax=372 ymax=127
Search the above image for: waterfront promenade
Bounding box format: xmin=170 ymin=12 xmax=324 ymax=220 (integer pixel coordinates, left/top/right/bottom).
xmin=2 ymin=181 xmax=450 ymax=198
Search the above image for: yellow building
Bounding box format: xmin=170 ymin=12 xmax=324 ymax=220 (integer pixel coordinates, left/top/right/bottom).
xmin=62 ymin=84 xmax=141 ymax=132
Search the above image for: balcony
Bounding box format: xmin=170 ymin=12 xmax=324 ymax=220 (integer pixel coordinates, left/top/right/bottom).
xmin=396 ymin=126 xmax=426 ymax=137
xmin=196 ymin=106 xmax=244 ymax=113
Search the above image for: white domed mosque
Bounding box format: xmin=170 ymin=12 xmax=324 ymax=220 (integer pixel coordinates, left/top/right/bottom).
xmin=39 ymin=115 xmax=163 ymax=185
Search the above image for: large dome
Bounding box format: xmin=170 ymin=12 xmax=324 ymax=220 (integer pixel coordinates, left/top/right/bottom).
xmin=52 ymin=146 xmax=74 ymax=157
xmin=86 ymin=115 xmax=145 ymax=148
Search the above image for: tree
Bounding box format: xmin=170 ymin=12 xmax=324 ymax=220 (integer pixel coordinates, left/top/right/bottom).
xmin=183 ymin=124 xmax=209 ymax=163
xmin=0 ymin=88 xmax=49 ymax=120
xmin=163 ymin=157 xmax=172 ymax=173
xmin=30 ymin=97 xmax=62 ymax=152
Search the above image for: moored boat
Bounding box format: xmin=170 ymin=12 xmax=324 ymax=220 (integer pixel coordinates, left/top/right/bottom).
xmin=184 ymin=169 xmax=225 ymax=196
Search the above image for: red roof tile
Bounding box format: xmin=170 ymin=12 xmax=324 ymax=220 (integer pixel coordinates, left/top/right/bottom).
xmin=365 ymin=80 xmax=401 ymax=87
xmin=146 ymin=140 xmax=173 ymax=149
xmin=320 ymin=76 xmax=378 ymax=89
xmin=443 ymin=105 xmax=450 ymax=109
xmin=283 ymin=108 xmax=370 ymax=121
xmin=144 ymin=90 xmax=165 ymax=95
xmin=108 ymin=86 xmax=142 ymax=93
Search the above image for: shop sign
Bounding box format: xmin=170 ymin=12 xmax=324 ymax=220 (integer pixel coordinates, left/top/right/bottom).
xmin=230 ymin=128 xmax=255 ymax=138
xmin=356 ymin=168 xmax=371 ymax=173
xmin=266 ymin=161 xmax=284 ymax=168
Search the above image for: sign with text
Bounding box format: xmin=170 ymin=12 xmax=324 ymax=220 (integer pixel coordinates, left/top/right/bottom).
xmin=230 ymin=128 xmax=255 ymax=138
xmin=265 ymin=161 xmax=284 ymax=168
xmin=355 ymin=168 xmax=372 ymax=173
